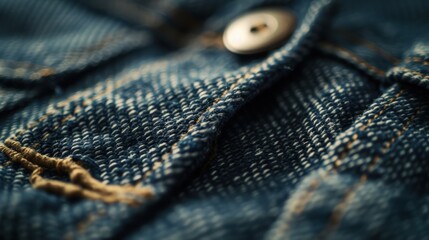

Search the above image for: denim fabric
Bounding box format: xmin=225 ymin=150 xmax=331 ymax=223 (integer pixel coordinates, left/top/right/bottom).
xmin=0 ymin=0 xmax=429 ymax=239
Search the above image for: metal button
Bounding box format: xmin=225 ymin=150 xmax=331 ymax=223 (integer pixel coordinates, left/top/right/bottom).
xmin=223 ymin=9 xmax=295 ymax=54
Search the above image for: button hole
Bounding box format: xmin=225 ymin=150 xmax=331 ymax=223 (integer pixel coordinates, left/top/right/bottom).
xmin=250 ymin=23 xmax=268 ymax=33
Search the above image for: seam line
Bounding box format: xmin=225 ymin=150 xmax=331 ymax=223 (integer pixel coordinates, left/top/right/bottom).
xmin=319 ymin=42 xmax=386 ymax=76
xmin=392 ymin=67 xmax=429 ymax=80
xmin=0 ymin=138 xmax=154 ymax=205
xmin=404 ymin=57 xmax=429 ymax=66
xmin=280 ymin=89 xmax=403 ymax=233
xmin=319 ymin=108 xmax=421 ymax=239
xmin=0 ymin=32 xmax=134 ymax=77
xmin=338 ymin=30 xmax=400 ymax=64
xmin=141 ymin=68 xmax=259 ymax=181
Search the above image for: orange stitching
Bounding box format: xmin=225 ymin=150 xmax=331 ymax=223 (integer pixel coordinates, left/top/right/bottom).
xmin=7 ymin=36 xmax=155 ymax=141
xmin=392 ymin=67 xmax=429 ymax=80
xmin=18 ymin=61 xmax=170 ymax=145
xmin=367 ymin=109 xmax=421 ymax=172
xmin=338 ymin=31 xmax=400 ymax=64
xmin=140 ymin=69 xmax=258 ymax=181
xmin=66 ymin=33 xmax=131 ymax=56
xmin=0 ymin=32 xmax=132 ymax=76
xmin=76 ymin=210 xmax=107 ymax=233
xmin=0 ymin=59 xmax=52 ymax=70
xmin=318 ymin=175 xmax=367 ymax=239
xmin=404 ymin=57 xmax=429 ymax=66
xmin=320 ymin=42 xmax=386 ymax=76
xmin=63 ymin=210 xmax=107 ymax=240
xmin=15 ymin=63 xmax=156 ymax=143
xmin=1 ymin=138 xmax=154 ymax=205
xmin=280 ymin=89 xmax=403 ymax=232
xmin=3 ymin=60 xmax=256 ymax=202
xmin=16 ymin=83 xmax=109 ymax=144
xmin=319 ymin=109 xmax=421 ymax=239
xmin=0 ymin=64 xmax=55 ymax=78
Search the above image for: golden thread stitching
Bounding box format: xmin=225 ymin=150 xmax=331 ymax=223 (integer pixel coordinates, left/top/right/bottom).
xmin=0 ymin=32 xmax=132 ymax=77
xmin=28 ymin=73 xmax=148 ymax=148
xmin=18 ymin=60 xmax=169 ymax=148
xmin=319 ymin=108 xmax=420 ymax=239
xmin=70 ymin=69 xmax=245 ymax=232
xmin=404 ymin=57 xmax=429 ymax=66
xmin=63 ymin=210 xmax=107 ymax=240
xmin=281 ymin=89 xmax=404 ymax=232
xmin=338 ymin=31 xmax=400 ymax=64
xmin=0 ymin=59 xmax=52 ymax=69
xmin=320 ymin=42 xmax=386 ymax=76
xmin=76 ymin=210 xmax=107 ymax=234
xmin=16 ymin=75 xmax=127 ymax=146
xmin=317 ymin=175 xmax=367 ymax=239
xmin=139 ymin=70 xmax=256 ymax=182
xmin=0 ymin=65 xmax=56 ymax=78
xmin=3 ymin=60 xmax=184 ymax=201
xmin=336 ymin=89 xmax=404 ymax=165
xmin=393 ymin=67 xmax=429 ymax=80
xmin=0 ymin=138 xmax=154 ymax=205
xmin=4 ymin=36 xmax=254 ymax=205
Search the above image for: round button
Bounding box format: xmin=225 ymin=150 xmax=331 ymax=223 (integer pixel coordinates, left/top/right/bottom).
xmin=223 ymin=8 xmax=296 ymax=55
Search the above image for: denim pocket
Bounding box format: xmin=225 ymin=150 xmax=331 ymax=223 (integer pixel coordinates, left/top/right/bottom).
xmin=0 ymin=0 xmax=344 ymax=239
xmin=0 ymin=0 xmax=336 ymax=238
xmin=0 ymin=0 xmax=334 ymax=198
xmin=0 ymin=0 xmax=149 ymax=85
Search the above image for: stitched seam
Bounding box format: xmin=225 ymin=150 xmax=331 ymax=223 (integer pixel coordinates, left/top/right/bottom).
xmin=141 ymin=69 xmax=258 ymax=181
xmin=16 ymin=82 xmax=114 ymax=147
xmin=13 ymin=52 xmax=192 ymax=144
xmin=0 ymin=32 xmax=141 ymax=79
xmin=0 ymin=138 xmax=154 ymax=205
xmin=393 ymin=67 xmax=429 ymax=80
xmin=0 ymin=59 xmax=53 ymax=69
xmin=319 ymin=42 xmax=386 ymax=76
xmin=63 ymin=209 xmax=107 ymax=240
xmin=405 ymin=57 xmax=429 ymax=66
xmin=1 ymin=64 xmax=257 ymax=202
xmin=25 ymin=64 xmax=243 ymax=148
xmin=14 ymin=60 xmax=165 ymax=143
xmin=75 ymin=139 xmax=219 ymax=236
xmin=0 ymin=64 xmax=56 ymax=78
xmin=338 ymin=31 xmax=400 ymax=64
xmin=28 ymin=85 xmax=119 ymax=148
xmin=281 ymin=89 xmax=403 ymax=232
xmin=319 ymin=108 xmax=421 ymax=239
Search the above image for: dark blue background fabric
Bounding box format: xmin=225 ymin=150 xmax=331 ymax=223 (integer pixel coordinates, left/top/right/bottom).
xmin=0 ymin=0 xmax=428 ymax=239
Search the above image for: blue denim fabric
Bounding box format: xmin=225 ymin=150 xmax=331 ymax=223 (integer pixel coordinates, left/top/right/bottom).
xmin=1 ymin=0 xmax=429 ymax=239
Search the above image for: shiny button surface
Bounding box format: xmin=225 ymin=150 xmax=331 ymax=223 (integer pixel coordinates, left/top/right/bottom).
xmin=223 ymin=9 xmax=296 ymax=54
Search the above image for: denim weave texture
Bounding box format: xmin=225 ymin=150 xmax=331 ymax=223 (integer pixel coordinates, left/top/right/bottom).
xmin=0 ymin=0 xmax=429 ymax=239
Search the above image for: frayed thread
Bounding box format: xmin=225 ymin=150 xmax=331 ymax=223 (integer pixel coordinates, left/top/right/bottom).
xmin=0 ymin=138 xmax=153 ymax=206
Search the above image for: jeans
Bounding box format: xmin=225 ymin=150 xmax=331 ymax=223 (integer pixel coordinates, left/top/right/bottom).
xmin=1 ymin=0 xmax=428 ymax=239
